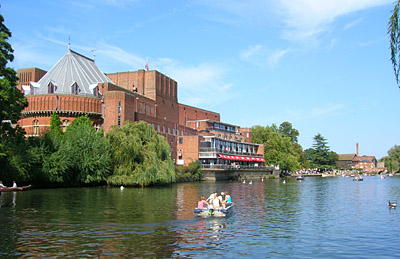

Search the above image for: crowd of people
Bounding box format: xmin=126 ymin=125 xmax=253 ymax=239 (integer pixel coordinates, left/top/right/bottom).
xmin=197 ymin=190 xmax=232 ymax=210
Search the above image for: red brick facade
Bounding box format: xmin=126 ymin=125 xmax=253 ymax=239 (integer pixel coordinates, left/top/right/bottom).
xmin=16 ymin=50 xmax=264 ymax=166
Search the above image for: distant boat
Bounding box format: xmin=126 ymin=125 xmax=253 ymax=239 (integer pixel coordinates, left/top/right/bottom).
xmin=353 ymin=176 xmax=363 ymax=181
xmin=296 ymin=176 xmax=304 ymax=180
xmin=380 ymin=175 xmax=386 ymax=179
xmin=322 ymin=173 xmax=335 ymax=178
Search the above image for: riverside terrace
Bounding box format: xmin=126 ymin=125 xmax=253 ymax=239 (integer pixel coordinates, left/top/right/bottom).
xmin=199 ymin=165 xmax=280 ymax=181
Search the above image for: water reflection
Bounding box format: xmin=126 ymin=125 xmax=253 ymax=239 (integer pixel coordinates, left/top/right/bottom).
xmin=1 ymin=177 xmax=400 ymax=257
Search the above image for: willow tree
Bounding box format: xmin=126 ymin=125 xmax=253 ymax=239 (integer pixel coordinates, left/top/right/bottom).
xmin=389 ymin=0 xmax=400 ymax=88
xmin=106 ymin=121 xmax=175 ymax=187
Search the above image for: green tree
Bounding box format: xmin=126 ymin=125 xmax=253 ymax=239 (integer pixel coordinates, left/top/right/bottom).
xmin=106 ymin=121 xmax=175 ymax=187
xmin=389 ymin=0 xmax=400 ymax=88
xmin=43 ymin=116 xmax=112 ymax=186
xmin=306 ymin=133 xmax=338 ymax=168
xmin=252 ymin=124 xmax=301 ymax=171
xmin=381 ymin=145 xmax=400 ymax=173
xmin=278 ymin=121 xmax=299 ymax=144
xmin=0 ymin=14 xmax=29 ymax=185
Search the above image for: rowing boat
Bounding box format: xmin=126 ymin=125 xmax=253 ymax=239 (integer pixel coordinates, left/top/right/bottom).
xmin=194 ymin=203 xmax=234 ymax=217
xmin=0 ymin=185 xmax=31 ymax=192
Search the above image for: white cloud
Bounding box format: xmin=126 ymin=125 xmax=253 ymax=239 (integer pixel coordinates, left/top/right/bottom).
xmin=239 ymin=44 xmax=290 ymax=69
xmin=97 ymin=42 xmax=145 ymax=69
xmin=343 ymin=17 xmax=364 ymax=31
xmin=156 ymin=58 xmax=233 ymax=107
xmin=277 ymin=0 xmax=391 ymax=42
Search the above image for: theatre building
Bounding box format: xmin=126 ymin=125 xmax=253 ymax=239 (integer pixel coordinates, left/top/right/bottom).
xmin=16 ymin=48 xmax=265 ymax=168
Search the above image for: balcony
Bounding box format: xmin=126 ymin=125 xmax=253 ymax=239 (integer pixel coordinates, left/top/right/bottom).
xmin=199 ymin=147 xmax=263 ymax=157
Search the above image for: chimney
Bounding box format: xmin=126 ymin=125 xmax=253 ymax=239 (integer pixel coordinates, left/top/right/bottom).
xmin=356 ymin=143 xmax=359 ymax=157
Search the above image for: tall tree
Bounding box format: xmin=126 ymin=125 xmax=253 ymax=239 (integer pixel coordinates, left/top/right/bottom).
xmin=306 ymin=133 xmax=338 ymax=168
xmin=0 ymin=14 xmax=27 ymax=136
xmin=0 ymin=14 xmax=29 ymax=185
xmin=389 ymin=0 xmax=400 ymax=88
xmin=278 ymin=121 xmax=299 ymax=144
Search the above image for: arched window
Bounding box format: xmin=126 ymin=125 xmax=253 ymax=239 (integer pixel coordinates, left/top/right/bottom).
xmin=62 ymin=120 xmax=69 ymax=132
xmin=33 ymin=120 xmax=39 ymax=135
xmin=71 ymin=82 xmax=79 ymax=95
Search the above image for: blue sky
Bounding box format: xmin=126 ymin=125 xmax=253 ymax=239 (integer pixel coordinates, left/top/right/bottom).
xmin=3 ymin=0 xmax=400 ymax=159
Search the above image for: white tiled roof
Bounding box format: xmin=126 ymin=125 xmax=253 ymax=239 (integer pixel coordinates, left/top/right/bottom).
xmin=33 ymin=49 xmax=112 ymax=96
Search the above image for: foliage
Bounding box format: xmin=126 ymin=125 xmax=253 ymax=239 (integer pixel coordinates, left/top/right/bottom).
xmin=278 ymin=121 xmax=299 ymax=144
xmin=42 ymin=116 xmax=112 ymax=186
xmin=0 ymin=14 xmax=29 ymax=184
xmin=389 ymin=0 xmax=400 ymax=88
xmin=305 ymin=133 xmax=338 ymax=168
xmin=252 ymin=122 xmax=302 ymax=171
xmin=106 ymin=121 xmax=175 ymax=187
xmin=381 ymin=145 xmax=400 ymax=173
xmin=175 ymin=160 xmax=201 ymax=181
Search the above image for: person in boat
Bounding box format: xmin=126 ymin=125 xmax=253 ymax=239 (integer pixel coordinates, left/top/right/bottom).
xmin=211 ymin=193 xmax=222 ymax=209
xmin=197 ymin=195 xmax=209 ymax=209
xmin=225 ymin=191 xmax=232 ymax=205
xmin=219 ymin=192 xmax=232 ymax=209
xmin=12 ymin=181 xmax=17 ymax=188
xmin=206 ymin=190 xmax=218 ymax=204
xmin=0 ymin=181 xmax=5 ymax=188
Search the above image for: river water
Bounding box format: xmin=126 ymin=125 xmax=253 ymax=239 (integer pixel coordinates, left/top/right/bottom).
xmin=1 ymin=176 xmax=400 ymax=258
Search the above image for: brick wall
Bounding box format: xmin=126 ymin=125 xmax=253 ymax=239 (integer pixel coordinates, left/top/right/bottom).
xmin=178 ymin=104 xmax=220 ymax=126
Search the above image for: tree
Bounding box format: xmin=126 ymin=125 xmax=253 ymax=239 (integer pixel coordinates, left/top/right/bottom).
xmin=381 ymin=145 xmax=400 ymax=173
xmin=306 ymin=133 xmax=338 ymax=168
xmin=278 ymin=121 xmax=299 ymax=144
xmin=43 ymin=116 xmax=112 ymax=186
xmin=0 ymin=14 xmax=29 ymax=185
xmin=252 ymin=124 xmax=301 ymax=171
xmin=389 ymin=0 xmax=400 ymax=88
xmin=106 ymin=121 xmax=175 ymax=187
xmin=0 ymin=15 xmax=28 ymax=136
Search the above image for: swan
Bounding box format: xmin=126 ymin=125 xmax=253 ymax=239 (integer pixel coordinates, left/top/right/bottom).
xmin=243 ymin=180 xmax=246 ymax=183
xmin=283 ymin=180 xmax=286 ymax=184
xmin=120 ymin=186 xmax=124 ymax=190
xmin=249 ymin=181 xmax=253 ymax=184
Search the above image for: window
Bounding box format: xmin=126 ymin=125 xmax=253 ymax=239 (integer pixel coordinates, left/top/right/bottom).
xmin=173 ymin=128 xmax=175 ymax=135
xmin=168 ymin=127 xmax=170 ymax=134
xmin=62 ymin=120 xmax=69 ymax=132
xmin=151 ymin=123 xmax=154 ymax=129
xmin=118 ymin=116 xmax=121 ymax=126
xmin=157 ymin=124 xmax=160 ymax=132
xmin=118 ymin=102 xmax=122 ymax=114
xmin=162 ymin=126 xmax=165 ymax=133
xmin=48 ymin=82 xmax=55 ymax=93
xmin=179 ymin=138 xmax=183 ymax=144
xmin=71 ymin=82 xmax=79 ymax=94
xmin=93 ymin=86 xmax=99 ymax=97
xmin=33 ymin=120 xmax=39 ymax=135
xmin=177 ymin=129 xmax=179 ymax=136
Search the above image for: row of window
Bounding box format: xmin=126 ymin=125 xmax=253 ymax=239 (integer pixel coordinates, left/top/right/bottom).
xmin=31 ymin=119 xmax=101 ymax=135
xmin=45 ymin=82 xmax=100 ymax=97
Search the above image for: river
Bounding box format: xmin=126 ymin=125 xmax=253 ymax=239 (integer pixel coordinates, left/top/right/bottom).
xmin=1 ymin=176 xmax=400 ymax=258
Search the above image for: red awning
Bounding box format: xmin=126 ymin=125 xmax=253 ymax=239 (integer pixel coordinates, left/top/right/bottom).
xmin=218 ymin=154 xmax=265 ymax=163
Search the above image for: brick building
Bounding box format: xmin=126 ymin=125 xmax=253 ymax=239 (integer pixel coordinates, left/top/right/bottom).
xmin=17 ymin=48 xmax=265 ymax=167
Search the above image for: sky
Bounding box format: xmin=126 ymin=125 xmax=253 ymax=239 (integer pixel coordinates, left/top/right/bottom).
xmin=3 ymin=0 xmax=400 ymax=159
